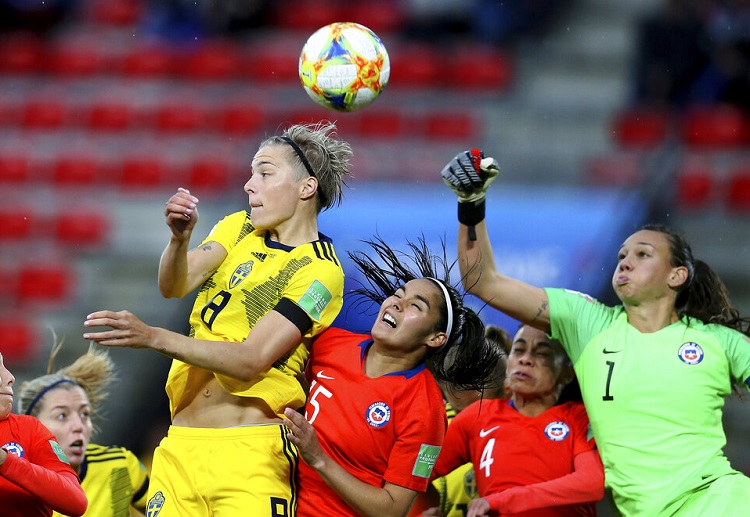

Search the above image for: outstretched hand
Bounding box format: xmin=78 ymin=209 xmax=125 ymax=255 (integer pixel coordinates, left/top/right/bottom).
xmin=283 ymin=407 xmax=327 ymax=471
xmin=164 ymin=187 xmax=200 ymax=240
xmin=441 ymin=149 xmax=499 ymax=204
xmin=83 ymin=310 xmax=155 ymax=349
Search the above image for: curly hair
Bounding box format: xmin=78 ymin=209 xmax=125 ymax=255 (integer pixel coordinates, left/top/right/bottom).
xmin=18 ymin=337 xmax=116 ymax=433
xmin=347 ymin=235 xmax=502 ymax=391
xmin=262 ymin=121 xmax=354 ymax=212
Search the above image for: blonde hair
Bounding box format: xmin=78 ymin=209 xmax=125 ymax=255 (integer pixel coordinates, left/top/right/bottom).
xmin=18 ymin=335 xmax=116 ymax=433
xmin=263 ymin=121 xmax=354 ymax=212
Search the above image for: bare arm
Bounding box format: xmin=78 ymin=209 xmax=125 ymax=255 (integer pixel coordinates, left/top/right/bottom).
xmin=83 ymin=309 xmax=303 ymax=381
xmin=458 ymin=218 xmax=551 ymax=333
xmin=158 ymin=188 xmax=227 ymax=298
xmin=283 ymin=408 xmax=417 ymax=517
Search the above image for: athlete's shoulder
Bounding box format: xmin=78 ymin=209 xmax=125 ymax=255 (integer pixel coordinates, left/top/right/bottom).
xmin=314 ymin=327 xmax=370 ymax=347
xmin=85 ymin=443 xmax=132 ymax=462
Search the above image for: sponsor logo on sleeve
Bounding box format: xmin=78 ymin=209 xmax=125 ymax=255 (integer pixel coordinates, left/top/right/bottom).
xmin=298 ymin=280 xmax=333 ymax=321
xmin=50 ymin=440 xmax=70 ymax=464
xmin=544 ymin=421 xmax=570 ymax=441
xmin=678 ymin=342 xmax=704 ymax=365
xmin=412 ymin=444 xmax=442 ymax=478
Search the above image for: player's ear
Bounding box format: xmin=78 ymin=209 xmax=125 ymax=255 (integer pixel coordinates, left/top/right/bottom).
xmin=426 ymin=332 xmax=448 ymax=350
xmin=300 ymin=176 xmax=319 ymax=201
xmin=668 ymin=265 xmax=689 ymax=289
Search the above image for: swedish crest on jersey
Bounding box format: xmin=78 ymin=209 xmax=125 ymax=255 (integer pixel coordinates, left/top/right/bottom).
xmin=147 ymin=490 xmax=166 ymax=517
xmin=229 ymin=261 xmax=253 ymax=289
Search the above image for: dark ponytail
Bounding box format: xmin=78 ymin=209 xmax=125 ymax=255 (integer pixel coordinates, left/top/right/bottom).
xmin=642 ymin=224 xmax=750 ymax=336
xmin=348 ymin=235 xmax=502 ymax=391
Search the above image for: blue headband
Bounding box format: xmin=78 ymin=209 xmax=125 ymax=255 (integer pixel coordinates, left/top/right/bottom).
xmin=24 ymin=378 xmax=77 ymax=416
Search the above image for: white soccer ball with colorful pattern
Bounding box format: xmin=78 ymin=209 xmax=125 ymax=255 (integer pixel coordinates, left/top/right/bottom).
xmin=299 ymin=22 xmax=390 ymax=112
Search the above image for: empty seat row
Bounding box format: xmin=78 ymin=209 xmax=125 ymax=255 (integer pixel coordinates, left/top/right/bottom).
xmin=676 ymin=165 xmax=750 ymax=213
xmin=0 ymin=260 xmax=76 ymax=306
xmin=0 ymin=206 xmax=110 ymax=248
xmin=0 ymin=153 xmax=236 ymax=192
xmin=610 ymin=104 xmax=750 ymax=150
xmin=0 ymin=33 xmax=514 ymax=91
xmin=0 ymin=97 xmax=483 ymax=140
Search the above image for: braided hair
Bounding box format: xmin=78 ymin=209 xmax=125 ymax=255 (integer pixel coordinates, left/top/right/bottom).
xmin=347 ymin=236 xmax=501 ymax=391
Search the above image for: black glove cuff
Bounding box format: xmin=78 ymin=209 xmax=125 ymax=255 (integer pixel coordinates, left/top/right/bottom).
xmin=457 ymin=199 xmax=485 ymax=226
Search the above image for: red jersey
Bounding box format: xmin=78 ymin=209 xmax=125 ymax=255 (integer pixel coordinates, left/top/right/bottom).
xmin=434 ymin=399 xmax=597 ymax=517
xmin=0 ymin=413 xmax=88 ymax=517
xmin=297 ymin=328 xmax=447 ymax=517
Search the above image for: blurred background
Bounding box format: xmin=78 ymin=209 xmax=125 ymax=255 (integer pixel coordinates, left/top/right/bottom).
xmin=1 ymin=0 xmax=748 ymax=514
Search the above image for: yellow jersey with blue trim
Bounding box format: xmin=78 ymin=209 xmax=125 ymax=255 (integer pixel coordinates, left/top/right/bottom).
xmin=165 ymin=210 xmax=345 ymax=419
xmin=53 ymin=443 xmax=149 ymax=517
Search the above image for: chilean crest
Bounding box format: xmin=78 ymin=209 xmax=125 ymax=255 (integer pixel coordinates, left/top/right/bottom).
xmin=544 ymin=421 xmax=570 ymax=441
xmin=366 ymin=401 xmax=391 ymax=428
xmin=2 ymin=441 xmax=23 ymax=457
xmin=229 ymin=261 xmax=253 ymax=289
xmin=678 ymin=342 xmax=704 ymax=365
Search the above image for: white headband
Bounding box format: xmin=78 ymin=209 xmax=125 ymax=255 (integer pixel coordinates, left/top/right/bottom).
xmin=426 ymin=277 xmax=453 ymax=339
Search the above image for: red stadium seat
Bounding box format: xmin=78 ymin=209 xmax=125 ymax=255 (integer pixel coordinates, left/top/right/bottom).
xmin=675 ymin=166 xmax=715 ymax=210
xmin=388 ymin=44 xmax=439 ymax=88
xmin=0 ymin=153 xmax=31 ymax=183
xmin=0 ymin=33 xmax=45 ymax=74
xmin=0 ymin=316 xmax=39 ymax=364
xmin=218 ymin=104 xmax=266 ymax=135
xmin=52 ymin=155 xmax=100 ymax=186
xmin=22 ymin=99 xmax=67 ymax=129
xmin=46 ymin=43 xmax=103 ymax=77
xmin=0 ymin=207 xmax=35 ymax=240
xmin=681 ymin=104 xmax=745 ymax=149
xmin=725 ymin=168 xmax=750 ymax=212
xmin=357 ymin=110 xmax=404 ymax=138
xmin=447 ymin=45 xmax=515 ymax=91
xmin=156 ymin=103 xmax=203 ymax=133
xmin=52 ymin=210 xmax=110 ymax=247
xmin=120 ymin=157 xmax=166 ymax=189
xmin=179 ymin=41 xmax=241 ymax=80
xmin=15 ymin=261 xmax=74 ymax=304
xmin=245 ymin=44 xmax=300 ymax=83
xmin=123 ymin=44 xmax=175 ymax=77
xmin=188 ymin=158 xmax=231 ymax=191
xmin=271 ymin=0 xmax=344 ymax=31
xmin=422 ymin=111 xmax=477 ymax=140
xmin=87 ymin=101 xmax=134 ymax=131
xmin=349 ymin=0 xmax=406 ymax=34
xmin=89 ymin=0 xmax=144 ymax=26
xmin=611 ymin=108 xmax=671 ymax=149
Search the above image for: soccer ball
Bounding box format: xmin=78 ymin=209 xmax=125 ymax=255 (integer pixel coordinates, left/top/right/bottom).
xmin=299 ymin=22 xmax=390 ymax=112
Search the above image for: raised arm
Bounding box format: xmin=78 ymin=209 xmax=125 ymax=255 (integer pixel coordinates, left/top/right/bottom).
xmin=442 ymin=150 xmax=551 ymax=332
xmin=158 ymin=188 xmax=227 ymax=298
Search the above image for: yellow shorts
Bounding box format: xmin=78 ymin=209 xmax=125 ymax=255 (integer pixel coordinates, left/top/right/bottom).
xmin=146 ymin=424 xmax=298 ymax=517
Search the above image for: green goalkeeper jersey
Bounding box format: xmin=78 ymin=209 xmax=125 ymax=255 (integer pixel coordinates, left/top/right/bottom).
xmin=546 ymin=287 xmax=750 ymax=516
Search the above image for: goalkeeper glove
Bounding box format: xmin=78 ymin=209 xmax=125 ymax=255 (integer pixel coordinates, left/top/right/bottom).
xmin=441 ymin=149 xmax=499 ymax=229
